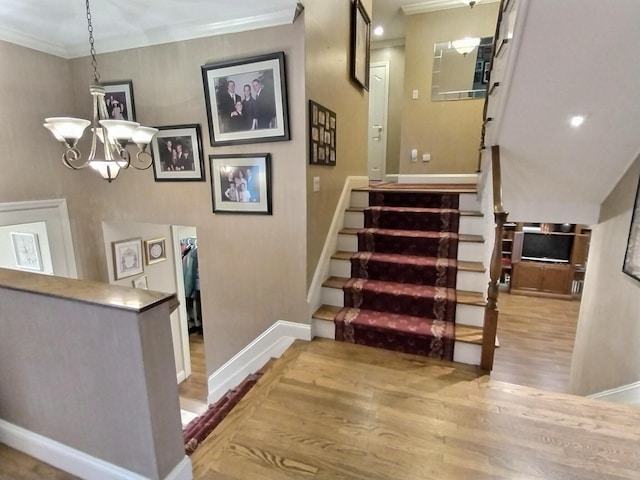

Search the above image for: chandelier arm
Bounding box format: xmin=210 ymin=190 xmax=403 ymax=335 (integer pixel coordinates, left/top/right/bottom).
xmin=133 ymin=148 xmax=154 ymax=170
xmin=61 ymin=148 xmax=89 ymax=169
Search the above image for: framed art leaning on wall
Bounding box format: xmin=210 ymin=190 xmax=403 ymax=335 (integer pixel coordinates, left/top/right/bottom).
xmin=623 ymin=176 xmax=640 ymax=281
xmin=112 ymin=238 xmax=144 ymax=280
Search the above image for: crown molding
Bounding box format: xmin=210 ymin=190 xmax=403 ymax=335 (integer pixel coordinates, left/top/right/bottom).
xmin=402 ymin=0 xmax=500 ymax=15
xmin=1 ymin=8 xmax=295 ymax=59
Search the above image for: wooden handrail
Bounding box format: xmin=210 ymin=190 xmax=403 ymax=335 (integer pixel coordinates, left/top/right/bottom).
xmin=481 ymin=145 xmax=508 ymax=371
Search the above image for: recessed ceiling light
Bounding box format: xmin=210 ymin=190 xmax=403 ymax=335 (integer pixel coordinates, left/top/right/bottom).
xmin=374 ymin=26 xmax=384 ymax=36
xmin=569 ymin=115 xmax=585 ymax=127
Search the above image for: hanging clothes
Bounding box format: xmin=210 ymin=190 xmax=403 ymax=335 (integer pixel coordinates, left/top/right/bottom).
xmin=181 ymin=238 xmax=201 ymax=333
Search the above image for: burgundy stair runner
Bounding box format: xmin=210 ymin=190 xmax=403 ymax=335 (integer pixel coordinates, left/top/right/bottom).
xmin=334 ymin=190 xmax=460 ymax=360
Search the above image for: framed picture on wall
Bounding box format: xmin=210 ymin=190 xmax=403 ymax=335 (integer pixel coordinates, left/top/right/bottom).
xmin=350 ymin=0 xmax=371 ymax=90
xmin=10 ymin=232 xmax=42 ymax=271
xmin=112 ymin=238 xmax=144 ymax=280
xmin=201 ymin=52 xmax=290 ymax=146
xmin=132 ymin=275 xmax=149 ymax=289
xmin=308 ymin=100 xmax=337 ymax=166
xmin=144 ymin=238 xmax=167 ymax=265
xmin=150 ymin=124 xmax=205 ymax=181
xmin=102 ymin=80 xmax=136 ymax=122
xmin=209 ymin=153 xmax=272 ymax=215
xmin=623 ymin=177 xmax=640 ymax=281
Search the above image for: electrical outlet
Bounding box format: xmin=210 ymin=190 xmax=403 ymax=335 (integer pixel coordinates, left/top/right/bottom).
xmin=422 ymin=153 xmax=431 ymax=162
xmin=412 ymin=89 xmax=419 ymax=99
xmin=313 ymin=176 xmax=320 ymax=192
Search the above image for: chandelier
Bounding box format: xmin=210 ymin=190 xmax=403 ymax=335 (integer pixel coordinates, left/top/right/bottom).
xmin=461 ymin=0 xmax=482 ymax=7
xmin=44 ymin=0 xmax=157 ymax=182
xmin=451 ymin=37 xmax=481 ymax=56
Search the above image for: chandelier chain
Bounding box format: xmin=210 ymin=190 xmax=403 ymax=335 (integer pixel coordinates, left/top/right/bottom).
xmin=85 ymin=0 xmax=100 ymax=83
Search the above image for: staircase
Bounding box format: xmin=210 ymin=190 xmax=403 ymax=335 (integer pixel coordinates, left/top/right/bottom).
xmin=312 ymin=182 xmax=488 ymax=366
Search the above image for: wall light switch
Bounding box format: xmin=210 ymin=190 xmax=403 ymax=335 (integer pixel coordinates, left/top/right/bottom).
xmin=410 ymin=149 xmax=418 ymax=162
xmin=313 ymin=176 xmax=320 ymax=192
xmin=412 ymin=89 xmax=419 ymax=99
xmin=422 ymin=153 xmax=431 ymax=162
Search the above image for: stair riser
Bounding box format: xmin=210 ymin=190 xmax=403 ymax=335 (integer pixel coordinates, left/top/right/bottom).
xmin=458 ymin=242 xmax=485 ymax=262
xmin=330 ymin=257 xmax=484 ymax=292
xmin=453 ymin=342 xmax=482 ymax=365
xmin=459 ymin=193 xmax=481 ymax=211
xmin=345 ymin=211 xmax=483 ymax=236
xmin=321 ymin=286 xmax=485 ymax=327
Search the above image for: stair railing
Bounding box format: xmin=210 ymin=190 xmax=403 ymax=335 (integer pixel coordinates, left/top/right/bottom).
xmin=481 ymin=145 xmax=507 ymax=371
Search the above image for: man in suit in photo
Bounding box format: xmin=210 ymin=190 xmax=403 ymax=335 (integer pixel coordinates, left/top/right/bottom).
xmin=252 ymin=78 xmax=276 ymax=129
xmin=218 ymin=80 xmax=241 ymax=133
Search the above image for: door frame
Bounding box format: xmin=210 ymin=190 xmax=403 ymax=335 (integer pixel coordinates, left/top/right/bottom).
xmin=368 ymin=61 xmax=390 ymax=180
xmin=171 ymin=225 xmax=193 ymax=382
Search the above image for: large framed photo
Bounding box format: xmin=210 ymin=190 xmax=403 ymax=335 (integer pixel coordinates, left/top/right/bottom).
xmin=209 ymin=154 xmax=272 ymax=215
xmin=623 ymin=177 xmax=640 ymax=281
xmin=351 ymin=0 xmax=371 ymax=90
xmin=309 ymin=100 xmax=337 ymax=166
xmin=10 ymin=232 xmax=42 ymax=271
xmin=151 ymin=124 xmax=205 ymax=181
xmin=102 ymin=80 xmax=136 ymax=121
xmin=144 ymin=237 xmax=167 ymax=265
xmin=112 ymin=238 xmax=144 ymax=280
xmin=202 ymin=52 xmax=290 ymax=146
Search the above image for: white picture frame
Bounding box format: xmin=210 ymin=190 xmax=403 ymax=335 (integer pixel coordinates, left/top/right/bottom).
xmin=112 ymin=237 xmax=144 ymax=280
xmin=10 ymin=232 xmax=42 ymax=271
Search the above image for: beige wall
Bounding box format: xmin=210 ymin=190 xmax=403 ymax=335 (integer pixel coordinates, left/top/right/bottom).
xmin=400 ymin=4 xmax=498 ymax=174
xmin=371 ymin=45 xmax=405 ymax=175
xmin=304 ymin=0 xmax=371 ymax=286
xmin=0 ymin=18 xmax=309 ymax=376
xmin=569 ymin=156 xmax=640 ymax=396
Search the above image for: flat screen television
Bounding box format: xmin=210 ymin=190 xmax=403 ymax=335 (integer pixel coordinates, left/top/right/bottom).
xmin=521 ymin=232 xmax=573 ymax=263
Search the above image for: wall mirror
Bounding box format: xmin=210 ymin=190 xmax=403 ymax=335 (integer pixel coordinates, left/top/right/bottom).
xmin=431 ymin=36 xmax=493 ymax=101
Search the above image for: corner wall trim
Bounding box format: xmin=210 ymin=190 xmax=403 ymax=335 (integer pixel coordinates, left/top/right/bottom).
xmin=0 ymin=419 xmax=193 ymax=480
xmin=207 ymin=320 xmax=311 ymax=405
xmin=587 ymin=381 xmax=640 ymax=405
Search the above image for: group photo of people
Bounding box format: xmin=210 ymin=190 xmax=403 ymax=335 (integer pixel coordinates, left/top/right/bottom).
xmin=105 ymin=93 xmax=129 ymax=121
xmin=158 ymin=136 xmax=196 ymax=172
xmin=214 ymin=70 xmax=277 ymax=134
xmin=220 ymin=166 xmax=260 ymax=203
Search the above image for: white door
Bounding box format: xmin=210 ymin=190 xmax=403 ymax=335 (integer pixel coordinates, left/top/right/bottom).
xmin=367 ymin=62 xmax=390 ymax=181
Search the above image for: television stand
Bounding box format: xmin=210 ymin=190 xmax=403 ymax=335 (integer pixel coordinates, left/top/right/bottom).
xmin=510 ymin=260 xmax=574 ymax=299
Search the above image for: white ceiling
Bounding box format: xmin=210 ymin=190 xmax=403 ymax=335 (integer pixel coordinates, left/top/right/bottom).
xmin=1 ymin=0 xmax=639 ymax=221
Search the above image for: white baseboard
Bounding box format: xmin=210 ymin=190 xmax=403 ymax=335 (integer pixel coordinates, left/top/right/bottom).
xmin=0 ymin=418 xmax=193 ymax=480
xmin=207 ymin=320 xmax=311 ymax=405
xmin=587 ymin=381 xmax=640 ymax=405
xmin=176 ymin=370 xmax=186 ymax=384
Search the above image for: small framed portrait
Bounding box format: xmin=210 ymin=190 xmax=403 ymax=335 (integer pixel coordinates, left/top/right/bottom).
xmin=308 ymin=100 xmax=337 ymax=166
xmin=10 ymin=232 xmax=42 ymax=271
xmin=151 ymin=124 xmax=205 ymax=181
xmin=201 ymin=52 xmax=290 ymax=147
xmin=132 ymin=275 xmax=149 ymax=289
xmin=112 ymin=238 xmax=144 ymax=280
xmin=144 ymin=238 xmax=167 ymax=265
xmin=209 ymin=153 xmax=272 ymax=215
xmin=102 ymin=81 xmax=136 ymax=121
xmin=350 ymin=0 xmax=371 ymax=90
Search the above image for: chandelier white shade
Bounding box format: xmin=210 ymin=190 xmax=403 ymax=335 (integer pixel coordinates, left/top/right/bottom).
xmin=43 ymin=0 xmax=157 ymax=182
xmin=451 ymin=37 xmax=481 ymax=55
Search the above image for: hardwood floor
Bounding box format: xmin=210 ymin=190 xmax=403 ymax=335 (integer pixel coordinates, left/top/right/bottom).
xmin=179 ymin=332 xmax=209 ymax=415
xmin=492 ymin=292 xmax=580 ymax=392
xmin=191 ymin=338 xmax=640 ymax=479
xmin=4 ymin=293 xmax=639 ymax=479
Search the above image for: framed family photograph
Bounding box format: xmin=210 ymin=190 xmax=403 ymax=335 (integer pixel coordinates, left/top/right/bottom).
xmin=351 ymin=0 xmax=371 ymax=90
xmin=150 ymin=124 xmax=205 ymax=181
xmin=623 ymin=177 xmax=640 ymax=281
xmin=201 ymin=52 xmax=290 ymax=146
xmin=112 ymin=238 xmax=144 ymax=280
xmin=102 ymin=80 xmax=136 ymax=121
xmin=10 ymin=232 xmax=42 ymax=271
xmin=309 ymin=100 xmax=337 ymax=166
xmin=209 ymin=153 xmax=272 ymax=215
xmin=144 ymin=237 xmax=167 ymax=265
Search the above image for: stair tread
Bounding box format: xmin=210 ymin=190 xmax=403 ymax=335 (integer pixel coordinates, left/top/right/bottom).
xmin=354 ymin=183 xmax=477 ymax=194
xmin=339 ymin=227 xmax=483 ymax=243
xmin=331 ymin=251 xmax=485 ymax=273
xmin=312 ymin=304 xmax=483 ymax=345
xmin=346 ymin=206 xmax=482 ymax=217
